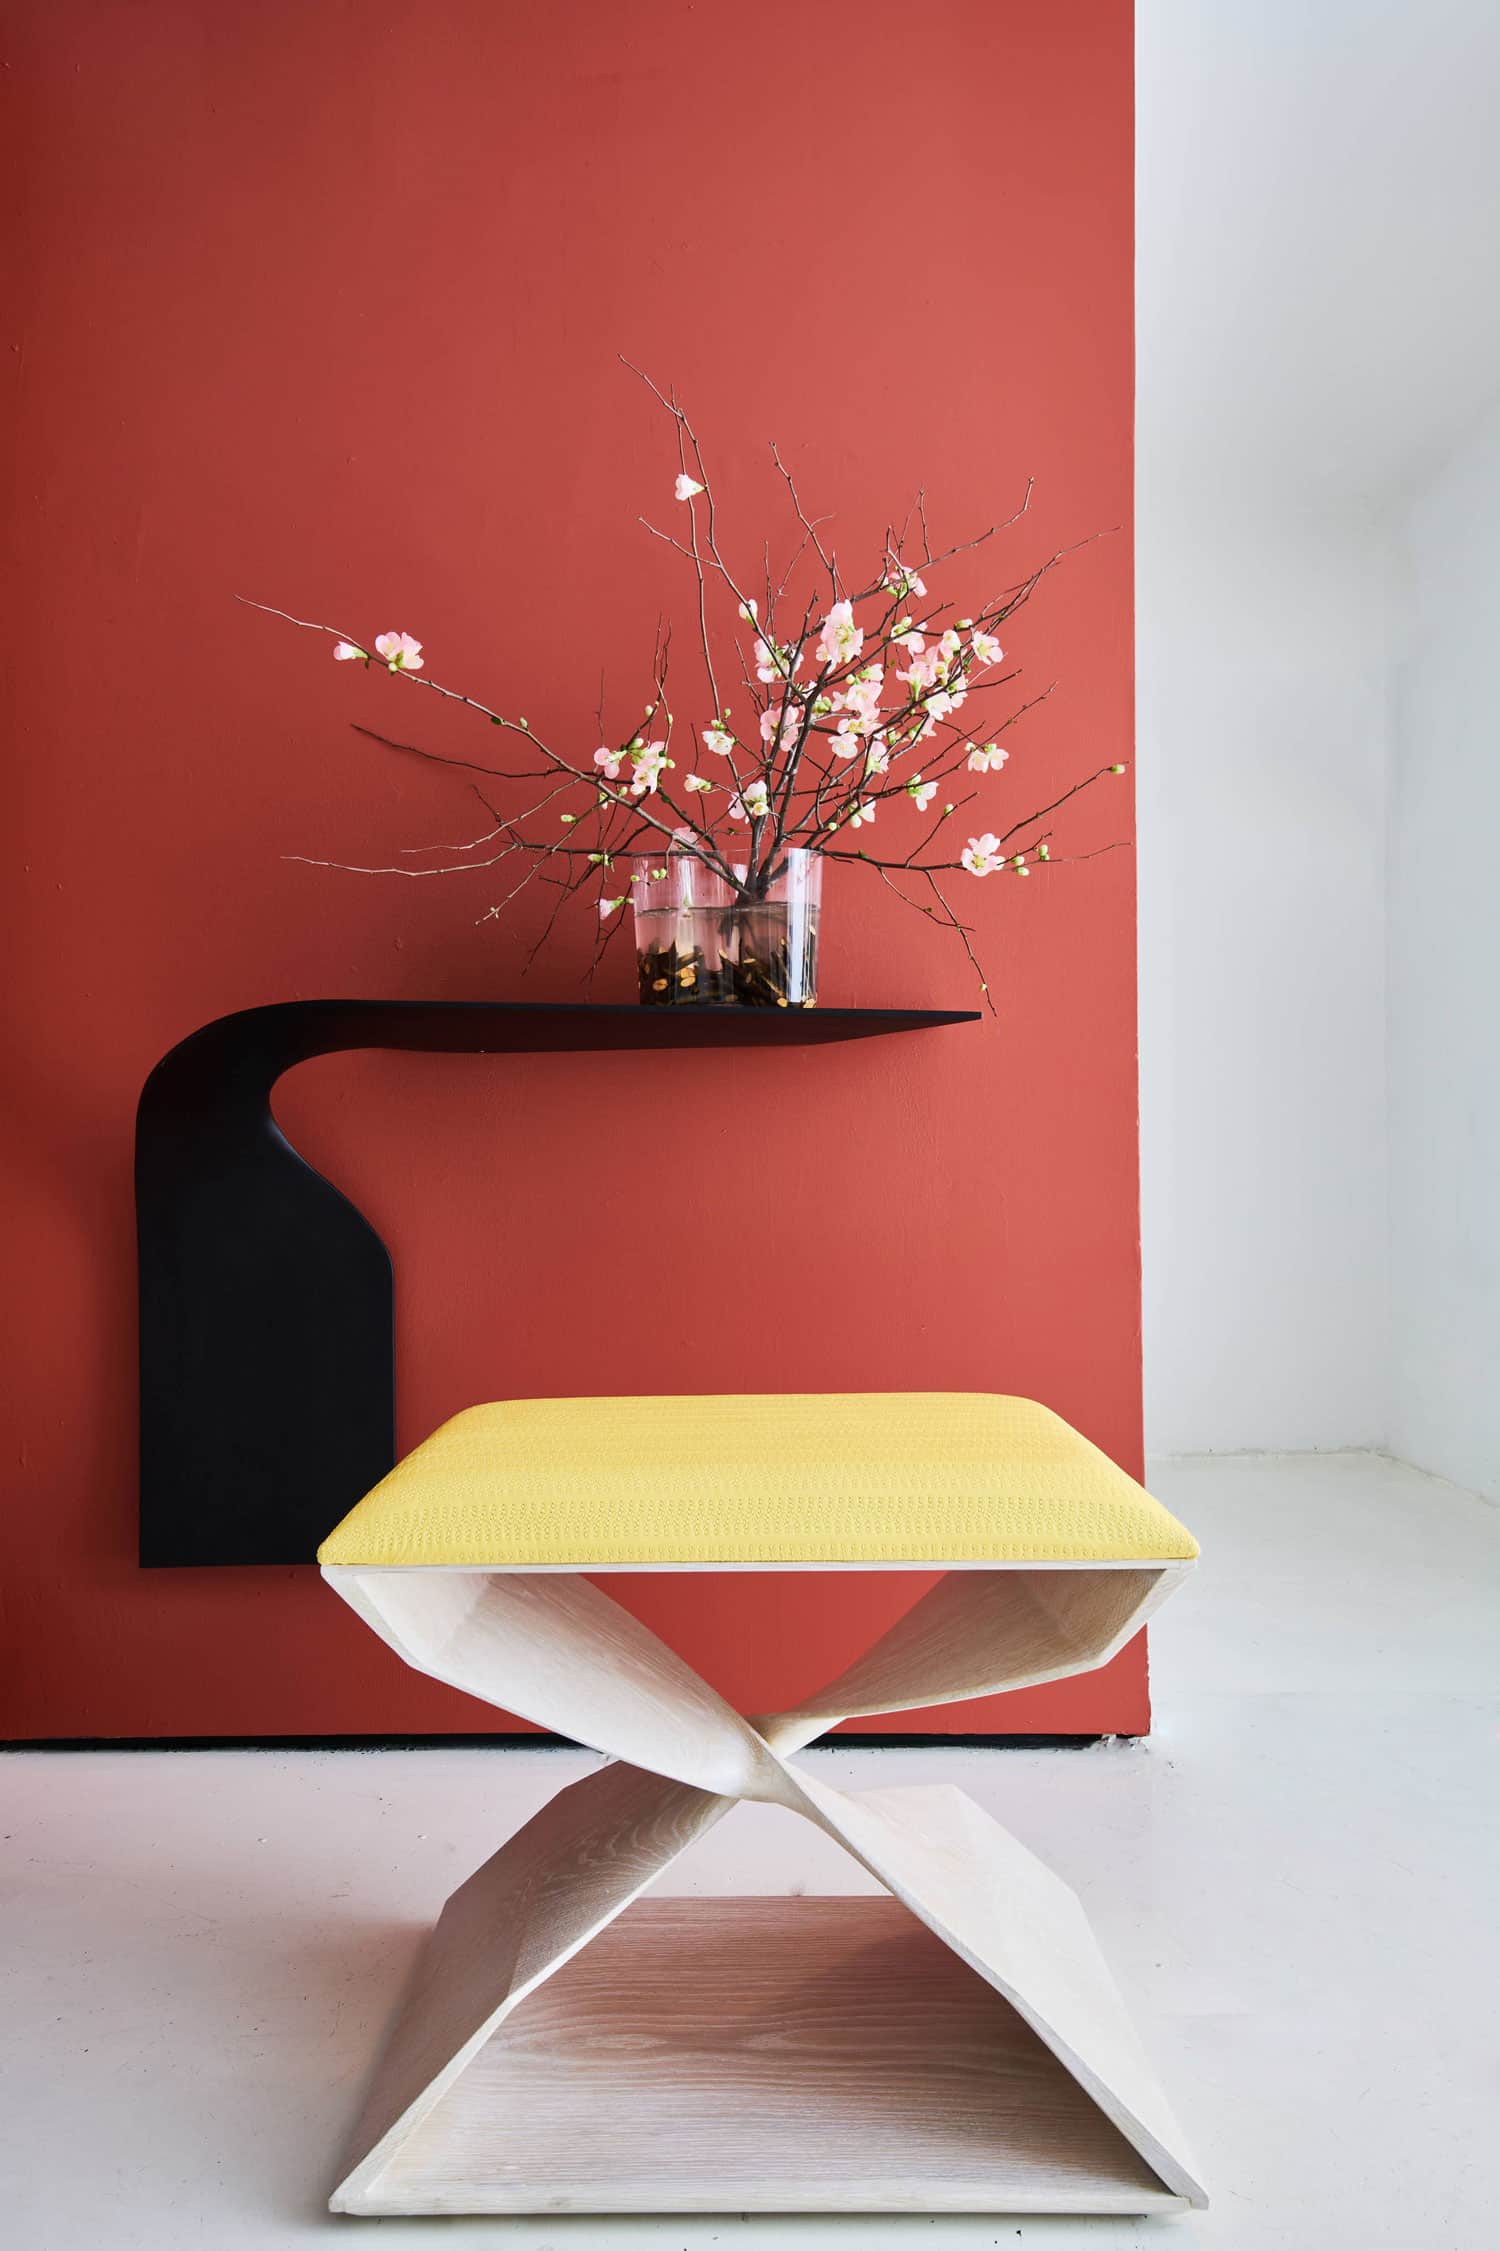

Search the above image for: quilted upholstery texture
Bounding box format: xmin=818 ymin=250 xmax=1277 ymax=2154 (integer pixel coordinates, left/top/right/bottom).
xmin=316 ymin=1393 xmax=1198 ymax=1568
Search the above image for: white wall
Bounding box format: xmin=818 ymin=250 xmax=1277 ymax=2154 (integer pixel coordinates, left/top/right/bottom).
xmin=1136 ymin=499 xmax=1392 ymax=1453
xmin=1387 ymin=400 xmax=1500 ymax=1497
xmin=1136 ymin=0 xmax=1500 ymax=1464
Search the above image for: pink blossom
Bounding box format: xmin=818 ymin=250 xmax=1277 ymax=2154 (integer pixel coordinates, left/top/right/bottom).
xmin=674 ymin=473 xmax=705 ymax=500
xmin=373 ymin=631 xmax=423 ymax=673
xmin=760 ymin=703 xmax=799 ymax=749
xmin=702 ymin=725 xmax=735 ymax=757
xmin=884 ymin=557 xmax=927 ymax=598
xmin=907 ymin=775 xmax=937 ymax=810
xmin=848 ymin=800 xmax=876 ymax=829
xmin=629 ymin=741 xmax=671 ymax=797
xmin=898 ymin=646 xmax=942 ymax=692
xmin=332 ymin=640 xmax=365 ymax=662
xmin=598 ymin=894 xmax=626 ymax=917
xmin=970 ymin=629 xmax=1003 ymax=667
xmin=830 ymin=720 xmax=864 ymax=759
xmin=961 ymin=831 xmax=1004 ymax=876
xmin=842 ymin=669 xmax=885 ymax=727
xmin=684 ymin=772 xmax=713 ymax=793
xmin=728 ymin=780 xmax=770 ymax=821
xmin=816 ymin=599 xmax=863 ymax=668
xmin=926 ymin=688 xmax=965 ymax=723
xmin=864 ymin=743 xmax=890 ymax=775
xmin=967 ymin=742 xmax=1010 ymax=774
xmin=893 ymin=628 xmax=925 ymax=654
xmin=938 ymin=628 xmax=962 ymax=661
xmin=594 ymin=745 xmax=625 ymax=779
xmin=754 ymin=637 xmax=801 ymax=684
xmin=671 ymin=826 xmax=697 ymax=844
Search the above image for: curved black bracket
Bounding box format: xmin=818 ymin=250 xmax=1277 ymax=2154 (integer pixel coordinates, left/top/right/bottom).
xmin=135 ymin=1000 xmax=978 ymax=1565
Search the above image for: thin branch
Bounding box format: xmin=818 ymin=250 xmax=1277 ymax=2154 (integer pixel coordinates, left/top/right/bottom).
xmin=770 ymin=440 xmax=838 ymax=590
xmin=351 ymin=722 xmax=548 ymax=786
xmin=252 ymin=393 xmax=1123 ymax=1004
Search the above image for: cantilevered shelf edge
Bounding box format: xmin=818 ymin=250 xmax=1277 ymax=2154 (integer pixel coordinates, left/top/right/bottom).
xmin=135 ymin=1000 xmax=978 ymax=1566
xmin=321 ymin=1557 xmax=1207 ymax=2217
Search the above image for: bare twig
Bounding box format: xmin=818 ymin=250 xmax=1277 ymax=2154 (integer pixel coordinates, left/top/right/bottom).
xmin=253 ymin=383 xmax=1124 ymax=1002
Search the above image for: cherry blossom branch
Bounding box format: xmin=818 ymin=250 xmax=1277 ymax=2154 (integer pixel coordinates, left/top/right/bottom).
xmin=251 ymin=389 xmax=1127 ymax=1000
xmin=239 ymin=596 xmax=742 ymax=891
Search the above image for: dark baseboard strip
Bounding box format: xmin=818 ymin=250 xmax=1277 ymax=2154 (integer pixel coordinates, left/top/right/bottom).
xmin=2 ymin=1731 xmax=1120 ymax=1753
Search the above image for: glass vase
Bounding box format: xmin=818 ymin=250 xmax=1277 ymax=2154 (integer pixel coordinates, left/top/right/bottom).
xmin=631 ymin=846 xmax=822 ymax=1008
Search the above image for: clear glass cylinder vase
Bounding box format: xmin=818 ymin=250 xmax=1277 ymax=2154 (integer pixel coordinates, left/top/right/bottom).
xmin=631 ymin=846 xmax=822 ymax=1008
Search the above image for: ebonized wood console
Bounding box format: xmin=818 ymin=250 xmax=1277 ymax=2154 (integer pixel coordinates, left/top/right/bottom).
xmin=136 ymin=1001 xmax=978 ymax=1564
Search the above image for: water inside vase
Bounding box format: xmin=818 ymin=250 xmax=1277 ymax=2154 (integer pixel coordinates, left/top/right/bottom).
xmin=634 ymin=901 xmax=819 ymax=1007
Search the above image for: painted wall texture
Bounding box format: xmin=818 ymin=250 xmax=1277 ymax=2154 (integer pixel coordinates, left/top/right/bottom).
xmin=1390 ymin=399 xmax=1500 ymax=1502
xmin=3 ymin=0 xmax=1140 ymax=1738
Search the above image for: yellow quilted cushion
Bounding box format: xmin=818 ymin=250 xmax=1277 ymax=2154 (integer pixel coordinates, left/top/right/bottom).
xmin=316 ymin=1394 xmax=1197 ymax=1568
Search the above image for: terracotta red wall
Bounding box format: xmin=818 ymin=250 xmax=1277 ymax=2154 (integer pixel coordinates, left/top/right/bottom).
xmin=2 ymin=0 xmax=1140 ymax=1740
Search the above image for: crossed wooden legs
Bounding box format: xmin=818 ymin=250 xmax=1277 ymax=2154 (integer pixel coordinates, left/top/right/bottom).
xmin=322 ymin=1563 xmax=1205 ymax=2216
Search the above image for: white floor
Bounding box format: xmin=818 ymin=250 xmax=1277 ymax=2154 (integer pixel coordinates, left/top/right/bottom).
xmin=5 ymin=1452 xmax=1498 ymax=2249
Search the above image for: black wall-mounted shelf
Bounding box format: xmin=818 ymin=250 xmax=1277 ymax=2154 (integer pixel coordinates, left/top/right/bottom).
xmin=136 ymin=1001 xmax=979 ymax=1566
